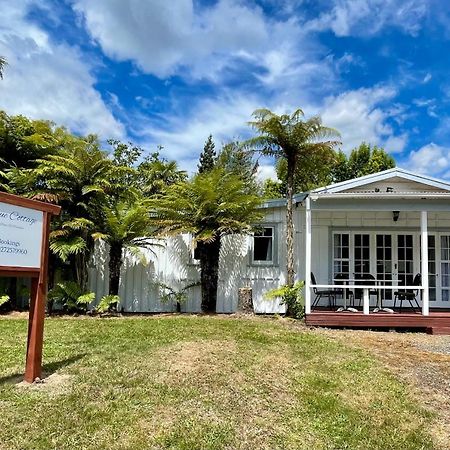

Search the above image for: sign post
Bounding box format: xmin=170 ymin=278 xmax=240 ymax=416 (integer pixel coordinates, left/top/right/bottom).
xmin=0 ymin=192 xmax=60 ymax=383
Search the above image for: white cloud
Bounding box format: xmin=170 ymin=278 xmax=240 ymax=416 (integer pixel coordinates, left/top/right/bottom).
xmin=73 ymin=0 xmax=271 ymax=80
xmin=384 ymin=134 xmax=408 ymax=153
xmin=317 ymin=86 xmax=404 ymax=152
xmin=423 ymin=73 xmax=432 ymax=83
xmin=306 ymin=0 xmax=428 ymax=37
xmin=256 ymin=164 xmax=277 ymax=182
xmin=135 ymin=92 xmax=262 ymax=172
xmin=0 ymin=0 xmax=124 ymax=138
xmin=406 ymin=143 xmax=450 ymax=177
xmin=72 ymin=0 xmax=337 ymax=94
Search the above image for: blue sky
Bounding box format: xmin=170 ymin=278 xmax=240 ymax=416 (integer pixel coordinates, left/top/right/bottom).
xmin=1 ymin=0 xmax=450 ymax=180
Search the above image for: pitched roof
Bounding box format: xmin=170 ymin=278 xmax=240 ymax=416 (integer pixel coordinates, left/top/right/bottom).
xmin=311 ymin=167 xmax=450 ymax=194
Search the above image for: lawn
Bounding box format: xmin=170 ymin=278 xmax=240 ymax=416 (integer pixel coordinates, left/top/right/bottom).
xmin=0 ymin=315 xmax=435 ymax=450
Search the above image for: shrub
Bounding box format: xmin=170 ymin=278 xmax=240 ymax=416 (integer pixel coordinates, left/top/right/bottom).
xmin=48 ymin=281 xmax=95 ymax=313
xmin=96 ymin=295 xmax=120 ymax=314
xmin=264 ymin=281 xmax=305 ymax=319
xmin=0 ymin=294 xmax=10 ymax=308
xmin=157 ymin=282 xmax=200 ymax=312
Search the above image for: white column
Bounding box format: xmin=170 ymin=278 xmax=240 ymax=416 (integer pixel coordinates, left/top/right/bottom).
xmin=304 ymin=196 xmax=312 ymax=314
xmin=363 ymin=288 xmax=370 ymax=315
xmin=421 ymin=210 xmax=429 ymax=316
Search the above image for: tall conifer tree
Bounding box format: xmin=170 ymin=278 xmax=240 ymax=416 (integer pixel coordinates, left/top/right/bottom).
xmin=198 ymin=135 xmax=216 ymax=173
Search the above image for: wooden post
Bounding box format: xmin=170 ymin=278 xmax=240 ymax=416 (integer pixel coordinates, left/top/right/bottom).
xmin=24 ymin=212 xmax=50 ymax=382
xmin=421 ymin=210 xmax=429 ymax=316
xmin=305 ymin=196 xmax=312 ymax=314
xmin=363 ymin=288 xmax=370 ymax=315
xmin=0 ymin=191 xmax=60 ymax=383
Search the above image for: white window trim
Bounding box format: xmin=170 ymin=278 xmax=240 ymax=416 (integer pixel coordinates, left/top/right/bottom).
xmin=250 ymin=224 xmax=278 ymax=266
xmin=188 ymin=234 xmax=200 ymax=265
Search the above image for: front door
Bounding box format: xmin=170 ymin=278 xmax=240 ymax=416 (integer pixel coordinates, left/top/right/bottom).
xmin=333 ymin=231 xmax=435 ymax=306
xmin=439 ymin=235 xmax=450 ymax=304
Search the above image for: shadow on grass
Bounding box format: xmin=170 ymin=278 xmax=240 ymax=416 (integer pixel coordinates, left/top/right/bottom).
xmin=0 ymin=353 xmax=86 ymax=385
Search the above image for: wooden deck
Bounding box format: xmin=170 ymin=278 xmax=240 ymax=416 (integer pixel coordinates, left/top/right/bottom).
xmin=305 ymin=311 xmax=450 ymax=334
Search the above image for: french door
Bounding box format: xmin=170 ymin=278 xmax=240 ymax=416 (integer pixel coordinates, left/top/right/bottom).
xmin=332 ymin=231 xmax=445 ymax=305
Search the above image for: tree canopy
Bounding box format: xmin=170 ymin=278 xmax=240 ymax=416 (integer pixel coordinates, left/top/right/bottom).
xmin=198 ymin=134 xmax=216 ymax=173
xmin=0 ymin=110 xmax=186 ymax=311
xmin=247 ymin=108 xmax=340 ymax=293
xmin=149 ymin=167 xmax=264 ymax=312
xmin=332 ymin=142 xmax=395 ymax=183
xmin=263 ymin=142 xmax=396 ymax=198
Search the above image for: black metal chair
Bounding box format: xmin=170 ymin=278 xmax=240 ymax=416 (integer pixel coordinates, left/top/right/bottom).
xmin=311 ymin=272 xmax=335 ymax=310
xmin=353 ymin=273 xmax=378 ymax=308
xmin=394 ymin=273 xmax=421 ymax=312
xmin=334 ymin=273 xmax=354 ymax=306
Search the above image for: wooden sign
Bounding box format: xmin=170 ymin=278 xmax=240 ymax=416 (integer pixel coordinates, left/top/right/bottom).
xmin=0 ymin=192 xmax=60 ymax=383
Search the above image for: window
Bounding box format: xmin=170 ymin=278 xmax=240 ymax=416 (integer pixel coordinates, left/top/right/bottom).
xmin=441 ymin=236 xmax=450 ymax=302
xmin=193 ymin=245 xmax=201 ymax=261
xmin=189 ymin=235 xmax=200 ymax=264
xmin=333 ymin=233 xmax=350 ymax=278
xmin=354 ymin=233 xmax=370 ymax=276
xmin=252 ymin=227 xmax=275 ymax=264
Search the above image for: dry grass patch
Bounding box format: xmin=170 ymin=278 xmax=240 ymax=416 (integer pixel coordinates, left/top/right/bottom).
xmin=16 ymin=373 xmax=72 ymax=396
xmin=317 ymin=328 xmax=450 ymax=449
xmin=0 ymin=316 xmax=435 ymax=450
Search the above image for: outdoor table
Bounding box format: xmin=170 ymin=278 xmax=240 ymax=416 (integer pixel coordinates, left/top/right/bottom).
xmin=316 ymin=282 xmax=424 ymax=315
xmin=333 ymin=278 xmax=384 ymax=312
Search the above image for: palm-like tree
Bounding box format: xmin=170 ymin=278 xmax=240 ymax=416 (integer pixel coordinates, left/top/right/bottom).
xmin=95 ymin=200 xmax=155 ymax=297
xmin=150 ymin=167 xmax=264 ymax=312
xmin=137 ymin=154 xmax=187 ymax=197
xmin=248 ymin=109 xmax=340 ymax=292
xmin=16 ymin=136 xmax=112 ymax=290
xmin=0 ymin=57 xmax=7 ymax=79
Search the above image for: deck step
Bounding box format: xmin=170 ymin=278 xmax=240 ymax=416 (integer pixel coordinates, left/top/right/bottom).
xmin=426 ymin=327 xmax=450 ymax=335
xmin=306 ymin=312 xmax=450 ymax=330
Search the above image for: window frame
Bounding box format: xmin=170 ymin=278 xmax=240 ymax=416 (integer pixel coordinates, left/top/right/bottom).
xmin=188 ymin=234 xmax=200 ymax=265
xmin=250 ymin=224 xmax=278 ymax=266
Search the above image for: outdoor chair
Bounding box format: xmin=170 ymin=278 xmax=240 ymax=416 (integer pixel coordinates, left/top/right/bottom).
xmin=333 ymin=273 xmax=354 ymax=306
xmin=394 ymin=273 xmax=421 ymax=312
xmin=311 ymin=272 xmax=335 ymax=310
xmin=353 ymin=273 xmax=378 ymax=308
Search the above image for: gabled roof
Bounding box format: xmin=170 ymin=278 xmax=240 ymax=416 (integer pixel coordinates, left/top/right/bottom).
xmin=311 ymin=167 xmax=450 ymax=194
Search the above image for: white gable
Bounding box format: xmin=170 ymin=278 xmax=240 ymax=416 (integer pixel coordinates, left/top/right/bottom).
xmin=312 ymin=168 xmax=450 ymax=195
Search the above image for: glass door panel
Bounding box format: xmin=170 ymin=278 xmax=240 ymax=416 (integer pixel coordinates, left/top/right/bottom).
xmin=354 ymin=234 xmax=370 ymax=277
xmin=333 ymin=233 xmax=350 ymax=279
xmin=397 ymin=234 xmax=414 ymax=287
xmin=428 ymin=235 xmax=436 ymax=302
xmin=440 ymin=235 xmax=450 ymax=303
xmin=376 ymin=234 xmax=392 ymax=300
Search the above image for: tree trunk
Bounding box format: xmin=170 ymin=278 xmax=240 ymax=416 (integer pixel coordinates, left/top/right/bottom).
xmin=285 ymin=156 xmax=296 ymax=316
xmin=72 ymin=233 xmax=95 ymax=293
xmin=108 ymin=241 xmax=123 ymax=296
xmin=238 ymin=287 xmax=253 ymax=313
xmin=198 ymin=238 xmax=221 ymax=313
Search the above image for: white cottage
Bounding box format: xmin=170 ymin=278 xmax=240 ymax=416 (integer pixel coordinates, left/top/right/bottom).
xmin=89 ymin=168 xmax=450 ymax=332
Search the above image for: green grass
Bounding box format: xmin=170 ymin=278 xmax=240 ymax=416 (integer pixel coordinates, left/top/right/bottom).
xmin=0 ymin=316 xmax=434 ymax=450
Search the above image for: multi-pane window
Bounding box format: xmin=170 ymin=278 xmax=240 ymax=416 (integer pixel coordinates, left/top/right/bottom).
xmin=376 ymin=234 xmax=392 ymax=300
xmin=397 ymin=234 xmax=414 ymax=287
xmin=253 ymin=227 xmax=274 ymax=263
xmin=354 ymin=234 xmax=370 ymax=276
xmin=420 ymin=235 xmax=436 ymax=302
xmin=441 ymin=236 xmax=450 ymax=302
xmin=333 ymin=233 xmax=350 ymax=278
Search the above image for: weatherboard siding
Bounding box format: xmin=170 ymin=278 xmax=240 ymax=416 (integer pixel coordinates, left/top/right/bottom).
xmin=88 ymin=207 xmax=287 ymax=313
xmin=88 ymin=203 xmax=450 ymax=313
